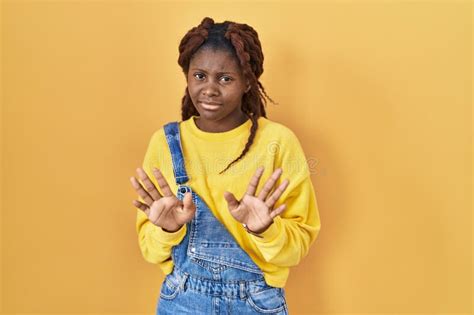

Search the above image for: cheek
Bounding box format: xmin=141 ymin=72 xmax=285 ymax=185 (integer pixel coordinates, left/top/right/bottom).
xmin=228 ymin=90 xmax=245 ymax=102
xmin=187 ymin=84 xmax=198 ymax=97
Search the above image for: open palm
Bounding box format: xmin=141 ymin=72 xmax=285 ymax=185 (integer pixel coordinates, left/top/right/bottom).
xmin=130 ymin=167 xmax=195 ymax=232
xmin=224 ymin=166 xmax=290 ymax=235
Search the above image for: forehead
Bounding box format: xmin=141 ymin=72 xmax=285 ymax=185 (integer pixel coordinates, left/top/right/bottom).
xmin=189 ymin=48 xmax=241 ymax=74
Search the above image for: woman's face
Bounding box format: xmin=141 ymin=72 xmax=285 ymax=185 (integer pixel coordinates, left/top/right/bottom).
xmin=186 ymin=48 xmax=250 ymax=132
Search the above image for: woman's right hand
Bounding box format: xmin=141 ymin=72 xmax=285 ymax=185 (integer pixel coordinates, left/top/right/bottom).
xmin=130 ymin=167 xmax=196 ymax=233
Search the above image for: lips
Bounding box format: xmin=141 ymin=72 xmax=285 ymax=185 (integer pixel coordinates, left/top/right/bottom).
xmin=199 ymin=101 xmax=222 ymax=111
xmin=198 ymin=100 xmax=222 ymax=105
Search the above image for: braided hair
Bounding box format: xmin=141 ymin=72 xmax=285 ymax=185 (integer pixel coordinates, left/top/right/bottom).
xmin=177 ymin=17 xmax=277 ymax=174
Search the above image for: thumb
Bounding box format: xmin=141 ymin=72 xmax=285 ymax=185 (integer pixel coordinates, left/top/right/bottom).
xmin=223 ymin=191 xmax=239 ymax=211
xmin=182 ymin=192 xmax=196 ymax=213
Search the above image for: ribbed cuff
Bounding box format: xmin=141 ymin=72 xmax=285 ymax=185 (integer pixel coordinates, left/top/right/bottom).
xmin=250 ymin=216 xmax=282 ymax=243
xmin=148 ymin=223 xmax=187 ymax=245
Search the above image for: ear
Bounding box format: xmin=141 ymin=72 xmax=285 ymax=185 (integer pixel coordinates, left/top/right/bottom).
xmin=245 ymin=81 xmax=251 ymax=93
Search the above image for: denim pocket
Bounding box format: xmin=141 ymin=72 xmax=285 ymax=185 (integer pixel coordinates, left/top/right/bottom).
xmin=246 ymin=287 xmax=287 ymax=314
xmin=159 ymin=277 xmax=180 ymax=300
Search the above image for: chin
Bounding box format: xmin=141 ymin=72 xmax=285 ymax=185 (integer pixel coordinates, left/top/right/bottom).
xmin=197 ymin=110 xmax=223 ymax=121
xmin=195 ymin=105 xmax=225 ymax=119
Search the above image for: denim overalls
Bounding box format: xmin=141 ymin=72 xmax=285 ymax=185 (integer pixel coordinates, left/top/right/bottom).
xmin=156 ymin=122 xmax=289 ymax=315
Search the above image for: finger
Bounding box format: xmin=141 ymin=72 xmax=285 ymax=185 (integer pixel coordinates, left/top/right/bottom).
xmin=152 ymin=168 xmax=174 ymax=197
xmin=132 ymin=199 xmax=150 ymax=217
xmin=269 ymin=204 xmax=286 ymax=219
xmin=257 ymin=168 xmax=283 ymax=201
xmin=130 ymin=176 xmax=154 ymax=206
xmin=265 ymin=179 xmax=290 ymax=209
xmin=245 ymin=166 xmax=265 ymax=196
xmin=136 ymin=167 xmax=162 ymax=200
xmin=182 ymin=192 xmax=196 ymax=212
xmin=224 ymin=191 xmax=240 ymax=211
xmin=173 ymin=193 xmax=195 ymax=225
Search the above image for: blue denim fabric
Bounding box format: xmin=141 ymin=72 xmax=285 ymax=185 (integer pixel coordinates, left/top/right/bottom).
xmin=156 ymin=122 xmax=289 ymax=315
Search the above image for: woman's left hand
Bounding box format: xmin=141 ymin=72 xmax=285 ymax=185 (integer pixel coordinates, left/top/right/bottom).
xmin=224 ymin=166 xmax=290 ymax=235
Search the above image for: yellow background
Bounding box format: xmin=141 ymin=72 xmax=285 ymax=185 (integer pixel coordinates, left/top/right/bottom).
xmin=1 ymin=1 xmax=472 ymax=314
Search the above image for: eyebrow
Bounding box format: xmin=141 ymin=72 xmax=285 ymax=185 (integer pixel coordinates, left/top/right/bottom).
xmin=190 ymin=68 xmax=237 ymax=75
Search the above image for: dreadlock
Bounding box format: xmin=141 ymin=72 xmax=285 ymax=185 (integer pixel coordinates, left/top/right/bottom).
xmin=177 ymin=17 xmax=277 ymax=174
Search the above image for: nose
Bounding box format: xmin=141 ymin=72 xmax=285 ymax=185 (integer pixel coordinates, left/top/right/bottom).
xmin=202 ymin=81 xmax=219 ymax=97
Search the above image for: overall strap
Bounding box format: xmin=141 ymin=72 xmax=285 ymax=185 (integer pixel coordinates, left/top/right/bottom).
xmin=163 ymin=122 xmax=189 ymax=185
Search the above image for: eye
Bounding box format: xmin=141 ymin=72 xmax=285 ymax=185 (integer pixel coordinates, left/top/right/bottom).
xmin=194 ymin=73 xmax=205 ymax=80
xmin=220 ymin=76 xmax=232 ymax=83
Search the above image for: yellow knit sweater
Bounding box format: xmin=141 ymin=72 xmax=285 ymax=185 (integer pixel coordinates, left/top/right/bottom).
xmin=135 ymin=115 xmax=321 ymax=287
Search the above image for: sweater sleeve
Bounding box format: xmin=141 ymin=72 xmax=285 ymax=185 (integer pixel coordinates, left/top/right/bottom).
xmin=249 ymin=129 xmax=321 ymax=267
xmin=135 ymin=130 xmax=186 ymax=273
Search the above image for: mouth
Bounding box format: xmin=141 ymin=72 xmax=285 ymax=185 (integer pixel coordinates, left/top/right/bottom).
xmin=199 ymin=101 xmax=222 ymax=111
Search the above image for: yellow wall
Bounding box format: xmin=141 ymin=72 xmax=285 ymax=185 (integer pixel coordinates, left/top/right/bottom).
xmin=1 ymin=1 xmax=472 ymax=314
